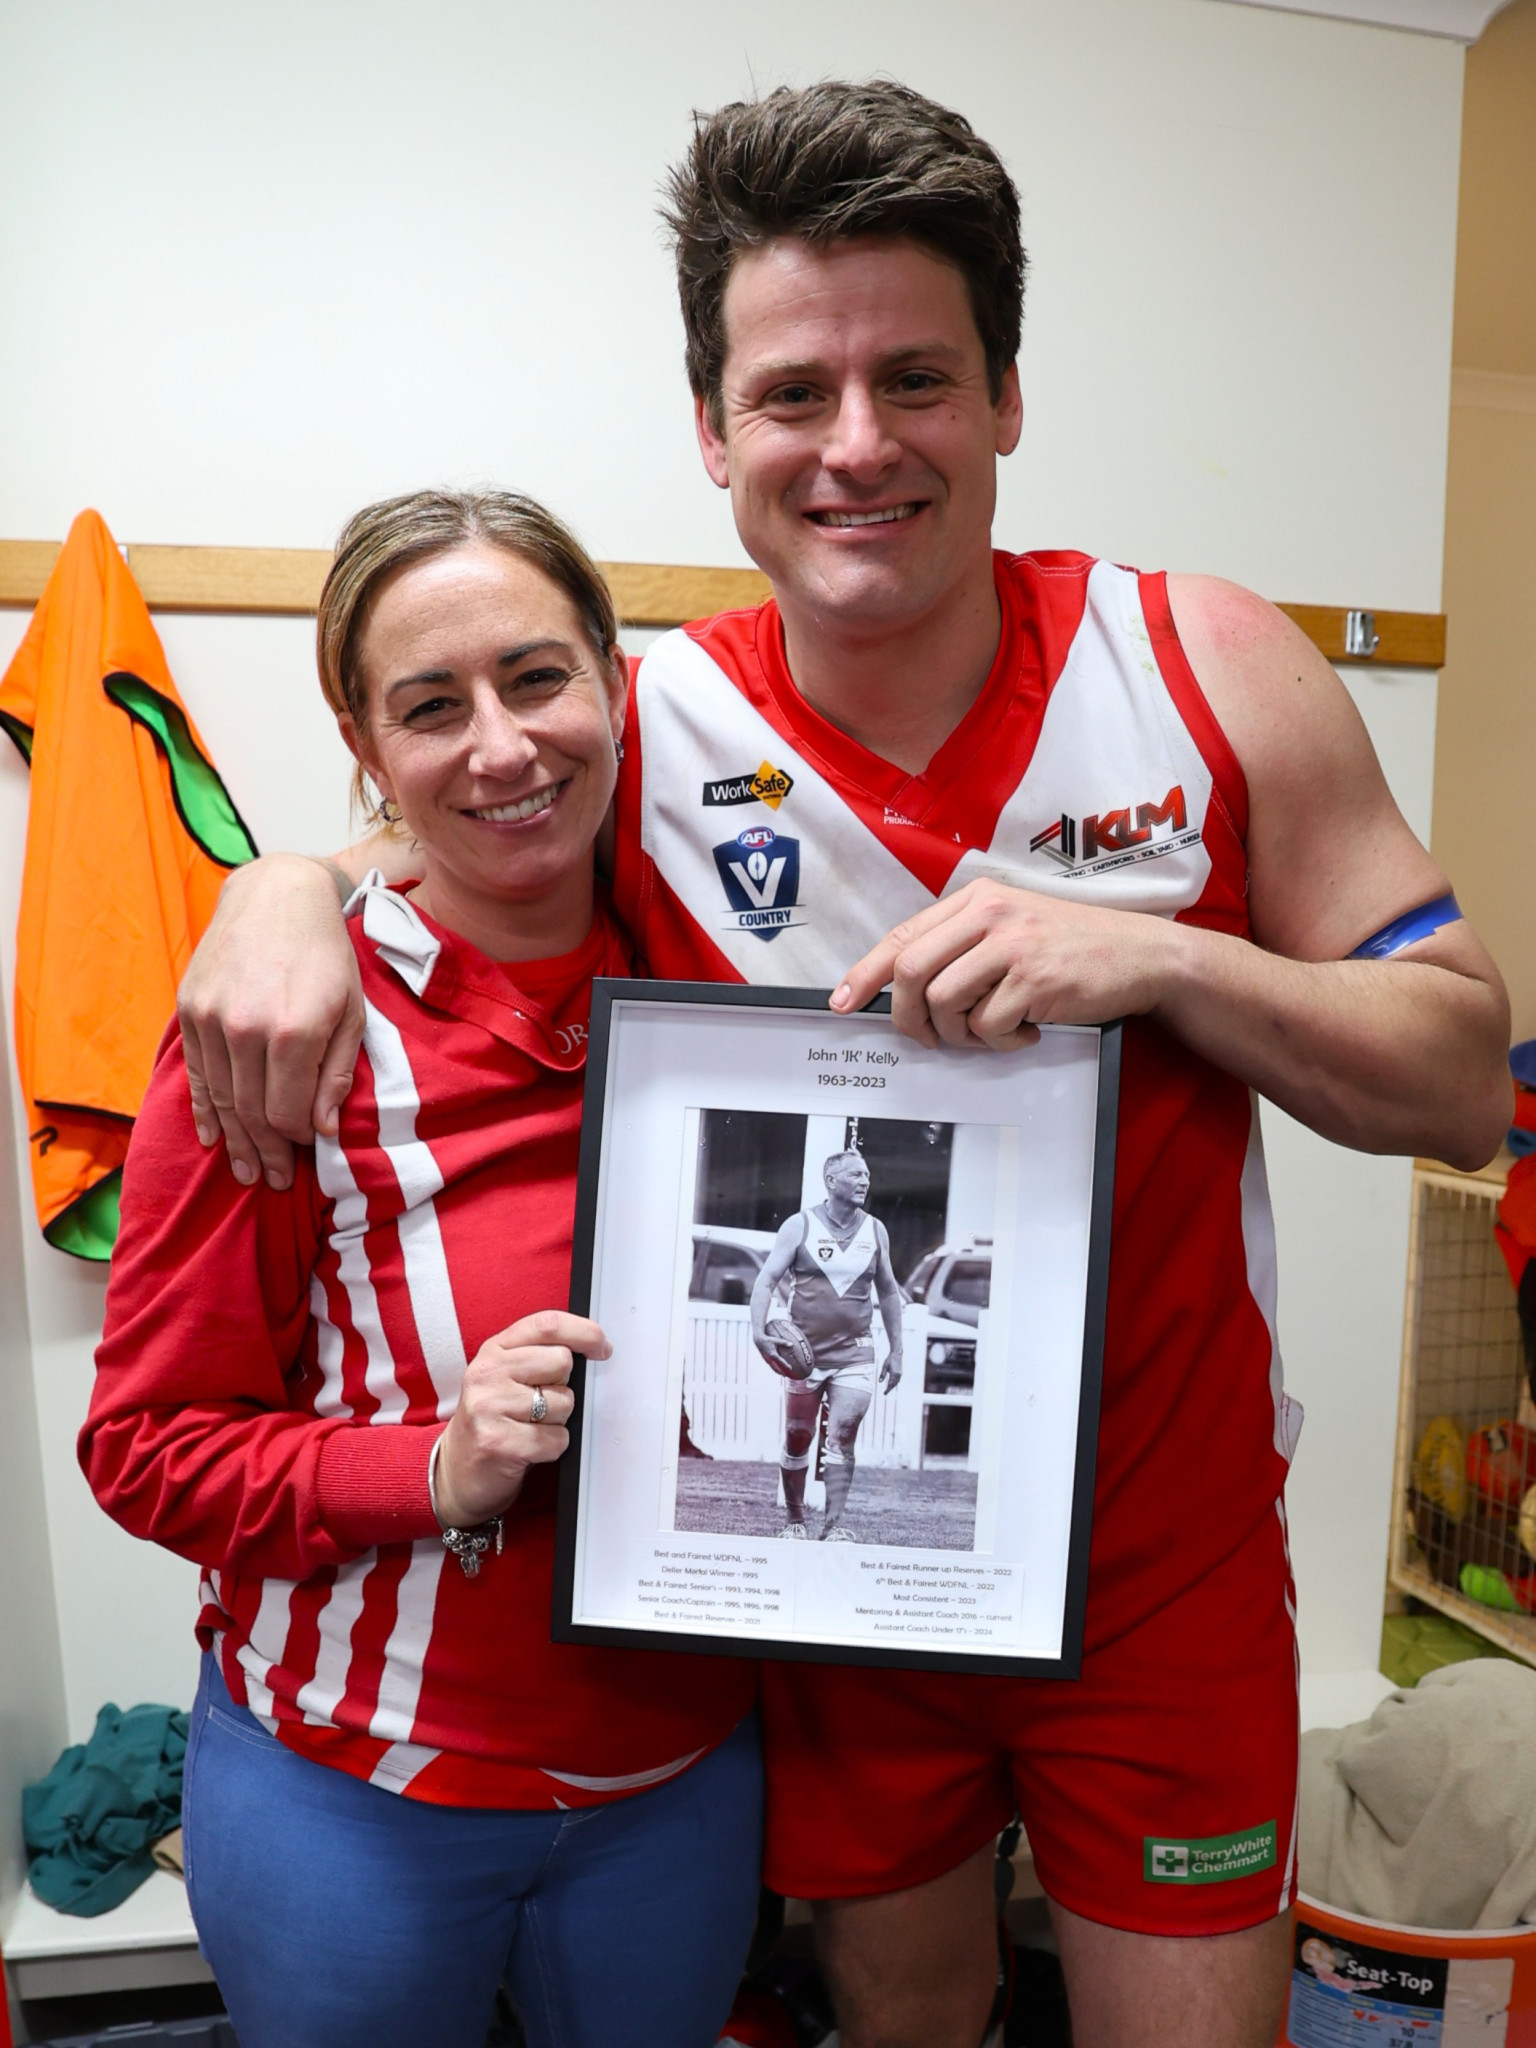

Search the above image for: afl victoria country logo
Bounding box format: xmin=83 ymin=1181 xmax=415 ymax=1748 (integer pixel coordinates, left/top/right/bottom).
xmin=711 ymin=825 xmax=806 ymax=943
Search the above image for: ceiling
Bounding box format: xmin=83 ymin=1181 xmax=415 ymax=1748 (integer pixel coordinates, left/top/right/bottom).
xmin=1216 ymin=0 xmax=1513 ymax=37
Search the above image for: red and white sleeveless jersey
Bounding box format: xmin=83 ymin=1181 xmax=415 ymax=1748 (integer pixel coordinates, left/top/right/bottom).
xmin=789 ymin=1208 xmax=880 ymax=1364
xmin=85 ymin=884 xmax=754 ymax=1807
xmin=614 ymin=551 xmax=1301 ymax=1649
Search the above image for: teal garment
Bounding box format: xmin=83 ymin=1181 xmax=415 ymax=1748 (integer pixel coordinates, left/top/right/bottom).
xmin=23 ymin=1701 xmax=189 ymax=1916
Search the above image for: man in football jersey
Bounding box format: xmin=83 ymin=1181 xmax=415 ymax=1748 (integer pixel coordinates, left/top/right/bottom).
xmin=749 ymin=1147 xmax=904 ymax=1541
xmin=173 ymin=78 xmax=1511 ymax=2048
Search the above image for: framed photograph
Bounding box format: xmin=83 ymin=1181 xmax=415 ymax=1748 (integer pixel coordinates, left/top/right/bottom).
xmin=552 ymin=983 xmax=1119 ymax=1678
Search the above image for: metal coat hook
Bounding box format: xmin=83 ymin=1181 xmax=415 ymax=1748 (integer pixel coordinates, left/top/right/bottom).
xmin=1344 ymin=610 xmax=1380 ymax=659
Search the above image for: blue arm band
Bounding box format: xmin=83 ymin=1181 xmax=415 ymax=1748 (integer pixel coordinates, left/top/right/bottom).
xmin=1349 ymin=893 xmax=1462 ymax=960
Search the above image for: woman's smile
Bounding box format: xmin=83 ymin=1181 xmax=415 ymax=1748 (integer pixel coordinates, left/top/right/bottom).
xmin=461 ymin=779 xmax=568 ymax=826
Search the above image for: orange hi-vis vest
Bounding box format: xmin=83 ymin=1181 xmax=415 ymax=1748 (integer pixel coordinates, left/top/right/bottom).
xmin=0 ymin=510 xmax=256 ymax=1259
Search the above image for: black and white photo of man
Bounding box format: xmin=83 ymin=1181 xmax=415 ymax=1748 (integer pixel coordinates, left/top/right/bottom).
xmin=750 ymin=1148 xmax=904 ymax=1542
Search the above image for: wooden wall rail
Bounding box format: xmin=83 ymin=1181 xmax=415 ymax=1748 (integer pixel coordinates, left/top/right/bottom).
xmin=1278 ymin=603 xmax=1445 ymax=670
xmin=0 ymin=541 xmax=772 ymax=632
xmin=0 ymin=538 xmax=1446 ymax=665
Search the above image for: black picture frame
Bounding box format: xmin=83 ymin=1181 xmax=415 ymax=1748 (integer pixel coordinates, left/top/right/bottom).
xmin=552 ymin=980 xmax=1119 ymax=1679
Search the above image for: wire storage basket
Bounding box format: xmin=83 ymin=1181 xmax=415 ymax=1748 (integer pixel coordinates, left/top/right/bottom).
xmin=1390 ymin=1161 xmax=1536 ymax=1664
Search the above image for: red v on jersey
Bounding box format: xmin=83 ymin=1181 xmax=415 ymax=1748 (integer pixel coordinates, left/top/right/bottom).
xmin=614 ymin=549 xmax=1249 ymax=994
xmin=686 ymin=550 xmax=1094 ymax=894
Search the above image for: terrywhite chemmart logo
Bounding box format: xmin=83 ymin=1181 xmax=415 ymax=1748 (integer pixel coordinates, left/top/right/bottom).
xmin=1144 ymin=1823 xmax=1277 ymax=1885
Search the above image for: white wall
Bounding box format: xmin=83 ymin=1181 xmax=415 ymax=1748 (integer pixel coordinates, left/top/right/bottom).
xmin=0 ymin=0 xmax=1460 ymax=602
xmin=0 ymin=0 xmax=1466 ymax=1761
xmin=0 ymin=908 xmax=68 ymax=1930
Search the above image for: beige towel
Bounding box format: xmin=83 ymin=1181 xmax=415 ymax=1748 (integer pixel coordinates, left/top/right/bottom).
xmin=1300 ymin=1658 xmax=1536 ymax=1929
xmin=151 ymin=1826 xmax=184 ymax=1877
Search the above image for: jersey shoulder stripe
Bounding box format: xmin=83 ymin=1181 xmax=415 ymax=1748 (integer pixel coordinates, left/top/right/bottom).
xmin=1137 ymin=571 xmax=1248 ymax=846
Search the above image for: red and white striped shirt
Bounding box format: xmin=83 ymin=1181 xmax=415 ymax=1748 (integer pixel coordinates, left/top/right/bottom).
xmin=84 ymin=884 xmax=755 ymax=1807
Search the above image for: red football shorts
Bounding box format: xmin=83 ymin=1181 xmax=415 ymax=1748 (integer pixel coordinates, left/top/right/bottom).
xmin=760 ymin=1504 xmax=1299 ymax=1936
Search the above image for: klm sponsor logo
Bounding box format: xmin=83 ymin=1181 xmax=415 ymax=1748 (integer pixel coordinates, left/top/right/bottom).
xmin=711 ymin=825 xmax=807 ymax=943
xmin=1030 ymin=785 xmax=1200 ymax=877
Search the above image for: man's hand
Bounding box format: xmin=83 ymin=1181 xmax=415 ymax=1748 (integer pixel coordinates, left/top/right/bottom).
xmin=178 ymin=854 xmax=364 ymax=1190
xmin=879 ymin=1354 xmax=903 ymax=1392
xmin=830 ymin=880 xmax=1174 ymax=1048
xmin=433 ymin=1312 xmax=610 ymax=1527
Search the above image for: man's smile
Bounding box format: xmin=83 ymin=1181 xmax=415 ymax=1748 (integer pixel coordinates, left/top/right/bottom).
xmin=807 ymin=502 xmax=926 ymax=529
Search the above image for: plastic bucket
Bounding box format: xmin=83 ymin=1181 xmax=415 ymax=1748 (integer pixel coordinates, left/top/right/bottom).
xmin=1279 ymin=1892 xmax=1536 ymax=2044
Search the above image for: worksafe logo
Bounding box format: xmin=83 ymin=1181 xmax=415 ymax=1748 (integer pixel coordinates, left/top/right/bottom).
xmin=1030 ymin=785 xmax=1200 ymax=877
xmin=712 ymin=824 xmax=806 ymax=943
xmin=702 ymin=760 xmax=795 ymax=811
xmin=1144 ymin=1823 xmax=1277 ymax=1885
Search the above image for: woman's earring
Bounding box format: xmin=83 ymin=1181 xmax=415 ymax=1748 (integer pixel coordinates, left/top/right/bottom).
xmin=375 ymin=796 xmax=402 ymax=826
xmin=615 ymin=740 xmax=626 ymax=765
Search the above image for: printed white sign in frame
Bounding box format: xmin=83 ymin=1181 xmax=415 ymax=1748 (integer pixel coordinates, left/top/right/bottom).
xmin=553 ymin=983 xmax=1118 ymax=1677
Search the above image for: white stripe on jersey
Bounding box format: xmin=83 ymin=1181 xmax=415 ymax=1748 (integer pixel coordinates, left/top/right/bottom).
xmin=948 ymin=564 xmax=1215 ymax=913
xmin=370 ymin=1541 xmax=448 ymax=1744
xmin=1275 ymin=1497 xmax=1301 ymax=1914
xmin=543 ymin=1745 xmax=706 ymax=1792
xmin=369 ymin=1739 xmax=442 ymax=1793
xmin=361 ymin=997 xmax=468 ymax=1419
xmin=1241 ymin=1097 xmax=1302 ymax=1464
xmin=312 ymin=896 xmax=467 ymax=1426
xmin=270 ymin=928 xmax=464 ymax=1759
xmin=308 ymin=1270 xmax=350 ymax=1419
xmin=234 ymin=1577 xmax=301 ymax=1727
xmin=294 ymin=1555 xmax=371 ymax=1725
xmin=313 ymin=1131 xmax=392 ymax=1420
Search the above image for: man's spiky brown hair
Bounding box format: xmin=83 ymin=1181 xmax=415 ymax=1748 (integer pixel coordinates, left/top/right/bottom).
xmin=662 ymin=79 xmax=1025 ymax=428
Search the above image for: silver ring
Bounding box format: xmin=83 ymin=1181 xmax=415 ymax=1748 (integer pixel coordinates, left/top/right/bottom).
xmin=529 ymin=1388 xmax=548 ymax=1424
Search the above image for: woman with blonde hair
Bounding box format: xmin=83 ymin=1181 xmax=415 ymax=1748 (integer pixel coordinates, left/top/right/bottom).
xmin=82 ymin=490 xmax=761 ymax=2048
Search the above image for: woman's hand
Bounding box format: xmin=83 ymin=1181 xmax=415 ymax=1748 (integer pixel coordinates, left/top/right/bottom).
xmin=433 ymin=1312 xmax=610 ymax=1528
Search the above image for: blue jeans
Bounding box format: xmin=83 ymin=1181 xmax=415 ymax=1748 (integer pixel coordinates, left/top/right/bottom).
xmin=182 ymin=1654 xmax=763 ymax=2048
